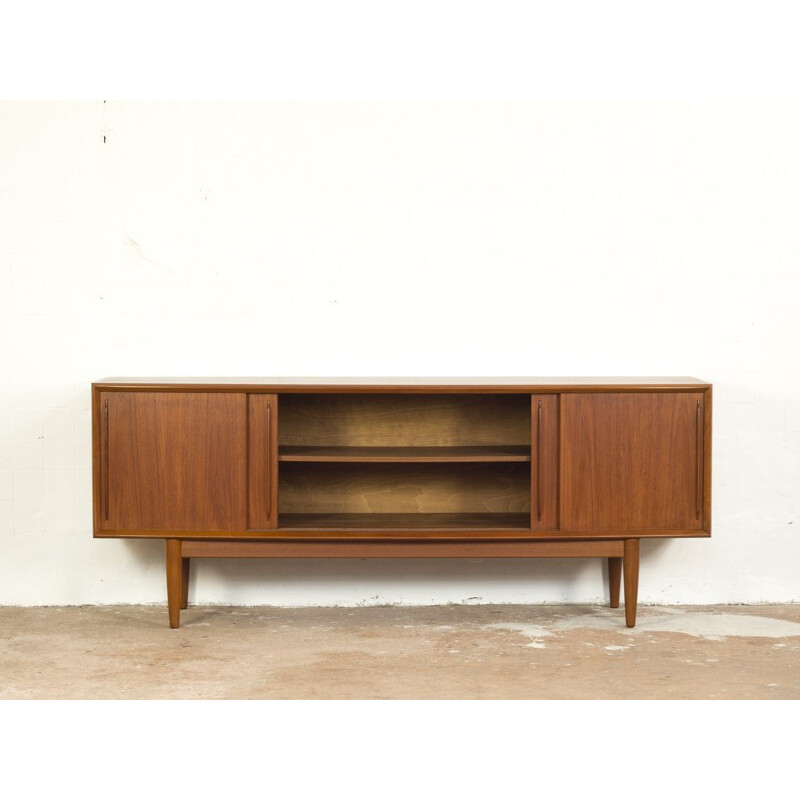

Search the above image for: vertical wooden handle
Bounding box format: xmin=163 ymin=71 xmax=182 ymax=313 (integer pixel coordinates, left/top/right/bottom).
xmin=537 ymin=400 xmax=543 ymax=522
xmin=103 ymin=398 xmax=109 ymax=521
xmin=695 ymin=399 xmax=702 ymax=520
xmin=265 ymin=399 xmax=272 ymax=520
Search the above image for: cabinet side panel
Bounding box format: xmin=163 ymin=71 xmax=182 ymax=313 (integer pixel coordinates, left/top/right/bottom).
xmin=703 ymin=386 xmax=712 ymax=534
xmin=560 ymin=392 xmax=704 ymax=531
xmin=92 ymin=385 xmax=104 ymax=533
xmin=248 ymin=393 xmax=279 ymax=530
xmin=105 ymin=392 xmax=247 ymax=532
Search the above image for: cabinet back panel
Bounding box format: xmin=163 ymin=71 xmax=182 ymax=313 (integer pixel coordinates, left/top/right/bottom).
xmin=278 ymin=394 xmax=531 ymax=447
xmin=278 ymin=463 xmax=531 ymax=514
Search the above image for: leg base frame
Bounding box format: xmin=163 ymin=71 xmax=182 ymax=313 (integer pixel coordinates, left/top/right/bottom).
xmin=164 ymin=537 xmax=642 ymax=629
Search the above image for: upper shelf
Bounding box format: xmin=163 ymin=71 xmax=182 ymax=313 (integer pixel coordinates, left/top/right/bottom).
xmin=278 ymin=445 xmax=532 ymax=463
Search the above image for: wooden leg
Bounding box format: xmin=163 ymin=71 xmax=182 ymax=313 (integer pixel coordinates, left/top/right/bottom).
xmin=608 ymin=557 xmax=622 ymax=609
xmin=623 ymin=538 xmax=640 ymax=628
xmin=166 ymin=539 xmax=182 ymax=629
xmin=181 ymin=557 xmax=190 ymax=610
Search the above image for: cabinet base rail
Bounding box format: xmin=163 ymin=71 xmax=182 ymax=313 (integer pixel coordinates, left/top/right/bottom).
xmin=165 ymin=537 xmax=641 ymax=630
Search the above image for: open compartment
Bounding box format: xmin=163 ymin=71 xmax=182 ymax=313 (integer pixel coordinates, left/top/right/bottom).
xmin=278 ymin=461 xmax=531 ymax=529
xmin=278 ymin=393 xmax=531 ymax=459
xmin=276 ymin=394 xmax=532 ymax=530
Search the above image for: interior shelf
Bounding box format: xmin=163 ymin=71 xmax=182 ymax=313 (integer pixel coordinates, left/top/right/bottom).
xmin=278 ymin=512 xmax=531 ymax=530
xmin=278 ymin=445 xmax=531 ymax=463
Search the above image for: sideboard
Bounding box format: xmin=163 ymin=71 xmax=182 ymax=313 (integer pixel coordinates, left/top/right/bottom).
xmin=91 ymin=378 xmax=712 ymax=628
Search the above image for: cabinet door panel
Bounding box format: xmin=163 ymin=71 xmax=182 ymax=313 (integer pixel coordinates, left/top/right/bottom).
xmin=247 ymin=393 xmax=278 ymax=530
xmin=560 ymin=393 xmax=703 ymax=531
xmin=531 ymin=394 xmax=559 ymax=531
xmin=101 ymin=392 xmax=246 ymax=532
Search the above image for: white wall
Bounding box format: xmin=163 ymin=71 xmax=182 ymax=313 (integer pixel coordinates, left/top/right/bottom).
xmin=1 ymin=100 xmax=799 ymax=606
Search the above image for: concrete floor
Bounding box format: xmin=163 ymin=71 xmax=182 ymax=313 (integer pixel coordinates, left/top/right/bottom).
xmin=1 ymin=604 xmax=799 ymax=699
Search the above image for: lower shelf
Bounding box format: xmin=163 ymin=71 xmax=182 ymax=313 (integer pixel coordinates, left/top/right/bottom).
xmin=277 ymin=512 xmax=531 ymax=530
xmin=278 ymin=446 xmax=531 ymax=462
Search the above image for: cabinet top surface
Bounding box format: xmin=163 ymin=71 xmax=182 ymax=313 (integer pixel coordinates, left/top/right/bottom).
xmin=93 ymin=376 xmax=711 ymax=391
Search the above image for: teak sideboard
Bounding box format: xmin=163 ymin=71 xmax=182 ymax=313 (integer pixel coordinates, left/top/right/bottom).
xmin=91 ymin=378 xmax=712 ymax=628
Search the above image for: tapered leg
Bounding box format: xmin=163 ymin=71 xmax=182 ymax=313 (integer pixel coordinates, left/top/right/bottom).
xmin=623 ymin=538 xmax=640 ymax=628
xmin=166 ymin=539 xmax=182 ymax=629
xmin=181 ymin=557 xmax=190 ymax=610
xmin=608 ymin=557 xmax=622 ymax=608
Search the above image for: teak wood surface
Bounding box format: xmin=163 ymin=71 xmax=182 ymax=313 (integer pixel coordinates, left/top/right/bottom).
xmin=560 ymin=392 xmax=705 ymax=531
xmin=531 ymin=394 xmax=558 ymax=532
xmin=276 ymin=512 xmax=532 ymax=530
xmin=97 ymin=392 xmax=247 ymax=533
xmin=181 ymin=539 xmax=626 ymax=558
xmin=278 ymin=445 xmax=532 ymax=462
xmin=95 ymin=376 xmax=710 ymax=393
xmin=247 ymin=393 xmax=278 ymax=530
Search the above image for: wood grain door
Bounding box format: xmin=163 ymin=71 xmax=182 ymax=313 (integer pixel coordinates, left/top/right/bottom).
xmin=99 ymin=392 xmax=247 ymax=532
xmin=247 ymin=393 xmax=278 ymax=530
xmin=560 ymin=392 xmax=704 ymax=532
xmin=531 ymin=394 xmax=559 ymax=531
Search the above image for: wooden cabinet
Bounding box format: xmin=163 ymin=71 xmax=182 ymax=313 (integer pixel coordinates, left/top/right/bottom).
xmin=92 ymin=378 xmax=712 ymax=629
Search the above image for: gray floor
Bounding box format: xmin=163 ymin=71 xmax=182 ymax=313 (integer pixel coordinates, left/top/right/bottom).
xmin=1 ymin=604 xmax=799 ymax=699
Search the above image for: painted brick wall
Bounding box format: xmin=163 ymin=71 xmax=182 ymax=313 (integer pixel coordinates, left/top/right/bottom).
xmin=1 ymin=101 xmax=798 ymax=604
